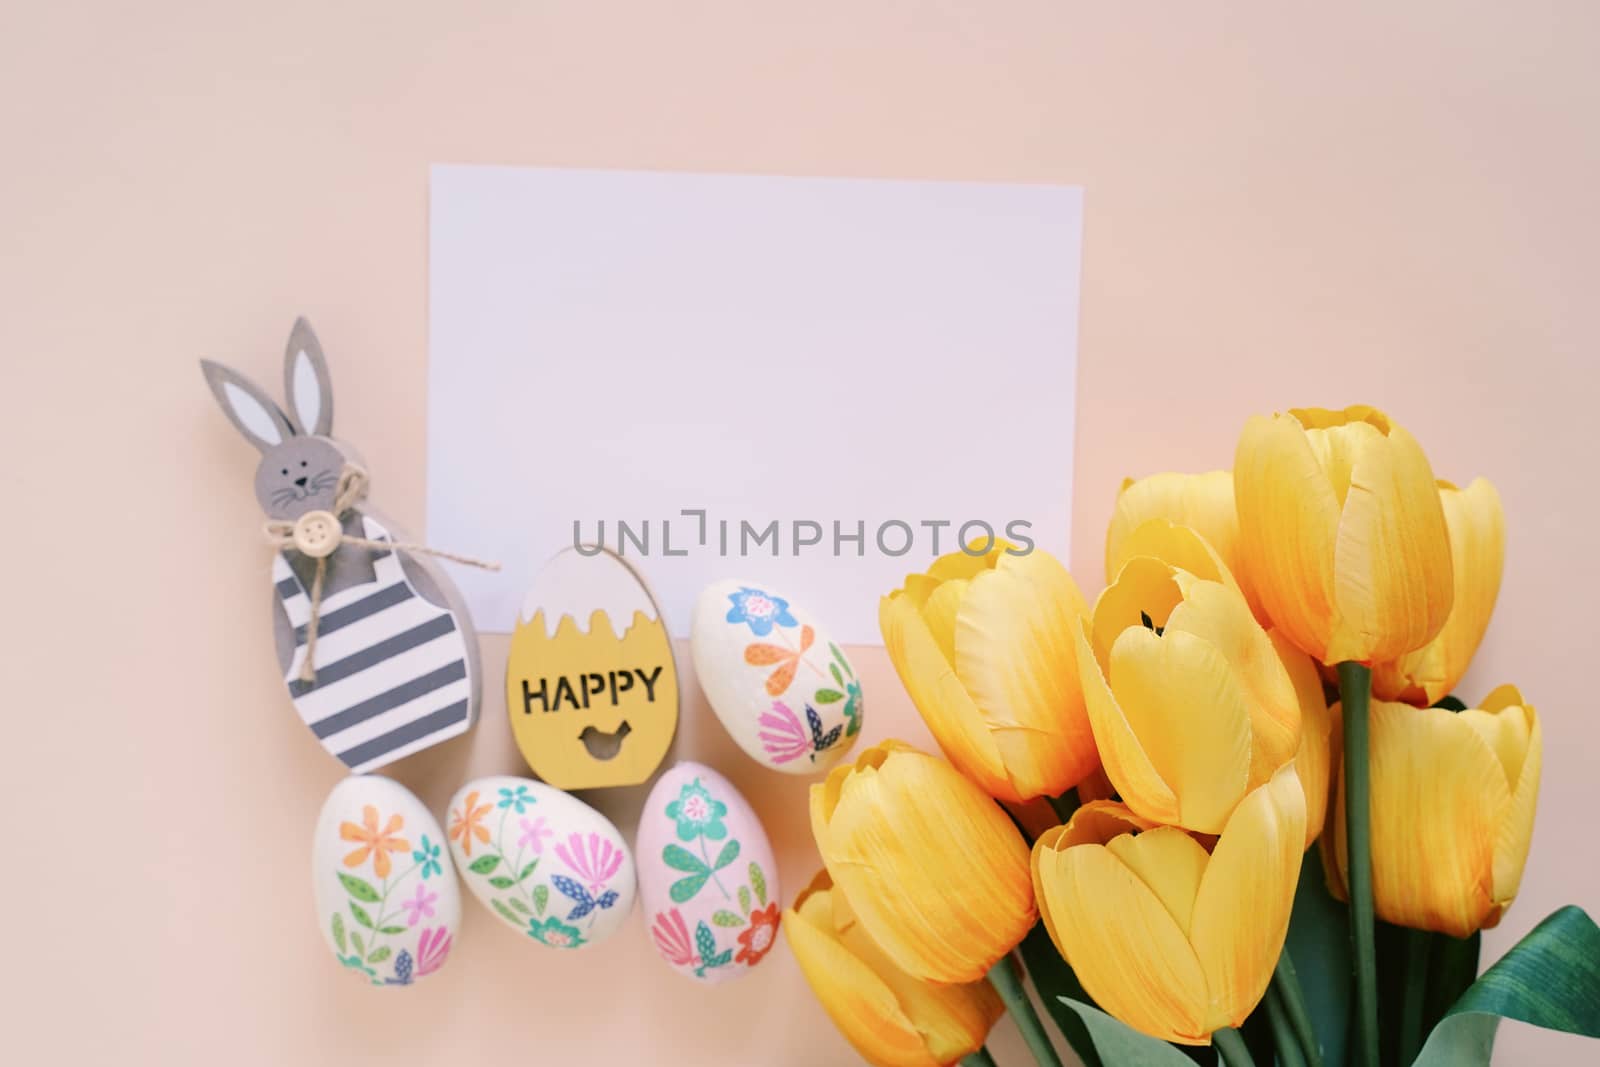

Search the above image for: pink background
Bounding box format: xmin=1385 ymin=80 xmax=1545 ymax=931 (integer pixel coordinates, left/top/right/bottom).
xmin=4 ymin=2 xmax=1594 ymax=1064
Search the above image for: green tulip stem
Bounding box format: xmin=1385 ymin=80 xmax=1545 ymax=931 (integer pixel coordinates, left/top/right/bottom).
xmin=1213 ymin=1027 xmax=1257 ymax=1067
xmin=1046 ymin=787 xmax=1080 ymax=826
xmin=1398 ymin=926 xmax=1433 ymax=1065
xmin=1265 ymin=985 xmax=1308 ymax=1067
xmin=988 ymin=956 xmax=1064 ymax=1067
xmin=961 ymin=1045 xmax=999 ymax=1067
xmin=1273 ymin=948 xmax=1324 ymax=1067
xmin=1338 ymin=659 xmax=1381 ymax=1067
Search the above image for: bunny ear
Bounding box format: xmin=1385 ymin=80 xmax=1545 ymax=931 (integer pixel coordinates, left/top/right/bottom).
xmin=282 ymin=317 xmax=334 ymax=436
xmin=200 ymin=359 xmax=295 ymax=453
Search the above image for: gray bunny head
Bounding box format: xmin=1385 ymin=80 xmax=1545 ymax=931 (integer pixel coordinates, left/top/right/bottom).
xmin=201 ymin=318 xmax=365 ymax=521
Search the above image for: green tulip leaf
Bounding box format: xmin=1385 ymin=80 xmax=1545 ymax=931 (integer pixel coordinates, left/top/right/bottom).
xmin=814 ymin=688 xmax=844 ymax=704
xmin=1283 ymin=848 xmax=1351 ymax=1067
xmin=468 ymin=855 xmax=500 ymax=875
xmin=1057 ymin=998 xmax=1196 ymax=1066
xmin=1414 ymin=905 xmax=1600 ymax=1066
xmin=663 ymin=844 xmax=709 ymax=874
xmin=1018 ymin=921 xmax=1103 ymax=1067
xmin=337 ymin=873 xmax=381 ymax=902
xmin=331 ymin=913 xmax=347 ymax=955
xmin=712 ymin=839 xmax=740 ymax=871
xmin=348 ymin=902 xmax=374 ymax=930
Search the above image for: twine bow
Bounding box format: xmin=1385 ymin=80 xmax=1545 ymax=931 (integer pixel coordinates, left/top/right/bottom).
xmin=264 ymin=465 xmax=498 ymax=683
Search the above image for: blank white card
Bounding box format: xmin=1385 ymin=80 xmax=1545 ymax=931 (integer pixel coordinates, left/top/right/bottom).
xmin=427 ymin=164 xmax=1082 ymax=643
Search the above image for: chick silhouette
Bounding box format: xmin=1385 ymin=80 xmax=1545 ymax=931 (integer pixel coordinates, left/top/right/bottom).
xmin=579 ymin=720 xmax=632 ymax=761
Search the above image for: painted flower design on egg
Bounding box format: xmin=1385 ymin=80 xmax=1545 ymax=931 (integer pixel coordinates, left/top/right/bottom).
xmin=449 ymin=790 xmax=493 ymax=857
xmin=736 ymin=903 xmax=781 ymax=966
xmin=667 ymin=778 xmax=729 ymax=841
xmin=340 ymin=805 xmax=410 ymax=879
xmin=724 ymin=587 xmax=797 ymax=636
xmin=315 ymin=777 xmax=461 ymax=988
xmin=692 ymin=580 xmax=863 ymax=775
xmin=638 ymin=764 xmax=781 ymax=983
xmin=529 ymin=915 xmax=587 ymax=950
xmin=446 ymin=777 xmax=636 ymax=951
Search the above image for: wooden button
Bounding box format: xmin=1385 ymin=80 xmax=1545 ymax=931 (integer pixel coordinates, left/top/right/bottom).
xmin=292 ymin=510 xmax=342 ymax=558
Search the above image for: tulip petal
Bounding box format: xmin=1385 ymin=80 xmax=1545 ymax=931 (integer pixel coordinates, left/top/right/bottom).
xmin=1363 ymin=701 xmax=1506 ymax=937
xmin=1089 ymin=557 xmax=1185 ymax=666
xmin=928 ymin=543 xmax=1006 ymax=582
xmin=955 ymin=550 xmax=1096 ymax=798
xmin=1272 ymin=628 xmax=1333 ymax=848
xmin=1075 ymin=620 xmax=1181 ymax=826
xmin=1107 ymin=625 xmax=1252 ymax=833
xmin=1234 ymin=413 xmax=1342 ymax=662
xmin=881 ymin=593 xmax=1012 ymax=799
xmin=1459 ymin=692 xmax=1541 ymax=913
xmin=1189 ymin=765 xmax=1306 ymax=1030
xmin=830 ymin=885 xmax=1004 ymax=1063
xmin=1108 ymin=518 xmax=1233 ymax=590
xmin=1166 ymin=576 xmax=1300 ymax=790
xmin=1105 ymin=827 xmax=1210 ymax=937
xmin=787 ymin=883 xmax=943 ymax=1067
xmin=1324 ymin=419 xmax=1454 ymax=664
xmin=1035 ymin=836 xmax=1210 ymax=1044
xmin=819 ymin=744 xmax=1035 ymax=983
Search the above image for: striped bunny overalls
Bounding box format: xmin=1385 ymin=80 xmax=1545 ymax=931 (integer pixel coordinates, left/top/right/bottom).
xmin=273 ymin=515 xmax=473 ymax=771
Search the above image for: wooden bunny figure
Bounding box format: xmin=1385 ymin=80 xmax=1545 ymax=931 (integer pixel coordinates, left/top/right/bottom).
xmin=201 ymin=318 xmax=481 ymax=770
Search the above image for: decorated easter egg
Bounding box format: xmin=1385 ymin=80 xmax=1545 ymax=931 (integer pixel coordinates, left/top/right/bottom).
xmin=690 ymin=580 xmax=863 ymax=774
xmin=445 ymin=775 xmax=636 ymax=950
xmin=312 ymin=775 xmax=461 ymax=986
xmin=637 ymin=762 xmax=781 ymax=982
xmin=507 ymin=548 xmax=679 ymax=789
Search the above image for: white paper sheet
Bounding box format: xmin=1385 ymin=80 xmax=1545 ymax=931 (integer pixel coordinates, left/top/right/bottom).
xmin=427 ymin=164 xmax=1082 ymax=643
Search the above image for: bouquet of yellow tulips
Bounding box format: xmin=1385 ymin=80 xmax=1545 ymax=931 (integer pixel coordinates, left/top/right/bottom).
xmin=786 ymin=406 xmax=1600 ymax=1067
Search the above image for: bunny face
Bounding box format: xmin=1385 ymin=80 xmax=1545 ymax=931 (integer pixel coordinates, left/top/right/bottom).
xmin=202 ymin=318 xmax=358 ymax=521
xmin=255 ymin=435 xmax=347 ymax=520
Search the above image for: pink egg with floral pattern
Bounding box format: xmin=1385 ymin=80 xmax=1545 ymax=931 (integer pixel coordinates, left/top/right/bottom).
xmin=311 ymin=775 xmax=462 ymax=987
xmin=690 ymin=579 xmax=864 ymax=775
xmin=445 ymin=776 xmax=635 ymax=951
xmin=636 ymin=762 xmax=781 ymax=983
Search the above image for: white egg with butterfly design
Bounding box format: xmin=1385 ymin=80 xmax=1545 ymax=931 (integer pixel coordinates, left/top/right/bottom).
xmin=312 ymin=775 xmax=462 ymax=986
xmin=637 ymin=762 xmax=780 ymax=982
xmin=445 ymin=775 xmax=635 ymax=950
xmin=690 ymin=579 xmax=863 ymax=774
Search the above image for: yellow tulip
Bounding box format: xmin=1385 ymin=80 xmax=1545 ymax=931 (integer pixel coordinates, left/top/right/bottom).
xmin=785 ymin=869 xmax=1004 ymax=1067
xmin=1106 ymin=470 xmax=1268 ymax=624
xmin=1032 ymin=766 xmax=1307 ymax=1045
xmin=1273 ymin=628 xmax=1333 ymax=849
xmin=881 ymin=543 xmax=1095 ymax=804
xmin=1234 ymin=405 xmax=1454 ymax=665
xmin=1373 ymin=478 xmax=1505 ymax=705
xmin=1323 ymin=686 xmax=1541 ymax=938
xmin=1076 ymin=549 xmax=1301 ymax=833
xmin=811 ymin=740 xmax=1036 ymax=983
